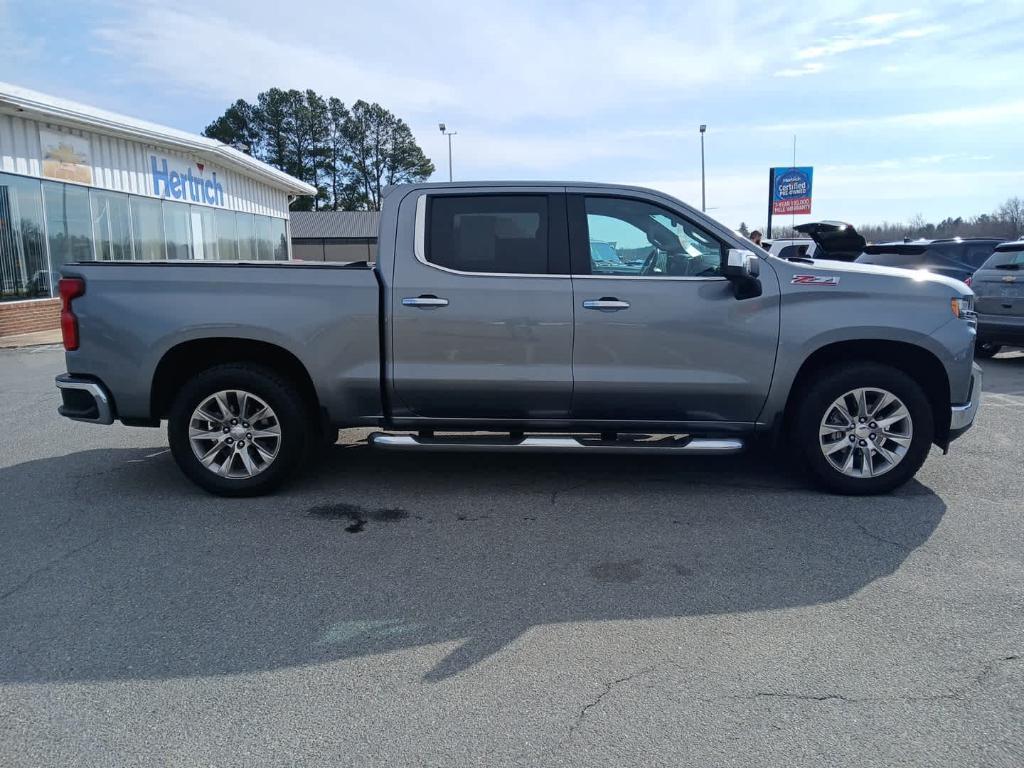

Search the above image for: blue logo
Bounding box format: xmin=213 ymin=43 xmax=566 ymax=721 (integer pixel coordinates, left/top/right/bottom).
xmin=773 ymin=168 xmax=812 ymax=202
xmin=151 ymin=156 xmax=225 ymax=206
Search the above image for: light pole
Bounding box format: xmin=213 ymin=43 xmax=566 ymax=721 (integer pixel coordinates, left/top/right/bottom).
xmin=438 ymin=123 xmax=457 ymax=182
xmin=699 ymin=124 xmax=707 ymax=213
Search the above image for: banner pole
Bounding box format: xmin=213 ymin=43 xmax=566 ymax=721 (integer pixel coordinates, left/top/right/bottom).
xmin=767 ymin=167 xmax=774 ymax=240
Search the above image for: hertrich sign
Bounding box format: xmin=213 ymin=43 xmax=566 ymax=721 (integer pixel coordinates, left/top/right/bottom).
xmin=151 ymin=156 xmax=225 ymax=206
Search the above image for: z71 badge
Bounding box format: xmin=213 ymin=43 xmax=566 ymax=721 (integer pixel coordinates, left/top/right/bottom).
xmin=791 ymin=274 xmax=840 ymax=286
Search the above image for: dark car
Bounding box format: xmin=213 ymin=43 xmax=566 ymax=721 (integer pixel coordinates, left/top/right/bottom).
xmin=855 ymin=238 xmax=1003 ymax=285
xmin=971 ymin=240 xmax=1024 ymax=358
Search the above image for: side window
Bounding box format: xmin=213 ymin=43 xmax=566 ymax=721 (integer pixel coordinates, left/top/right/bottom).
xmin=964 ymin=245 xmax=997 ymax=269
xmin=584 ymin=197 xmax=723 ymax=277
xmin=777 ymin=244 xmax=810 ymax=261
xmin=427 ymin=195 xmax=548 ymax=274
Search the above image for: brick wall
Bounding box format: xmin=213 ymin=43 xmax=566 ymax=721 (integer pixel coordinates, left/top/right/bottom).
xmin=0 ymin=299 xmax=61 ymax=337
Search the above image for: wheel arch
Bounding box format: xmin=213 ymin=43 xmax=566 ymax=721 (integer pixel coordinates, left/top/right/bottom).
xmin=151 ymin=338 xmax=322 ymax=424
xmin=781 ymin=339 xmax=952 ymax=448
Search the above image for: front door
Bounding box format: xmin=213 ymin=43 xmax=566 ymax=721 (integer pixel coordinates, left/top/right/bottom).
xmin=390 ymin=190 xmax=574 ymax=420
xmin=568 ymin=193 xmax=780 ymax=425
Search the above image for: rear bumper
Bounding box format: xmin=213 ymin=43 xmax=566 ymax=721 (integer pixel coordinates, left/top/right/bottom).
xmin=977 ymin=313 xmax=1024 ymax=343
xmin=948 ymin=362 xmax=982 ymax=442
xmin=55 ymin=374 xmax=115 ymax=425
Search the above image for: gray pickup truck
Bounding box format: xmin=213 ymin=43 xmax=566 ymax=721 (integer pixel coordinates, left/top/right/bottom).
xmin=55 ymin=182 xmax=982 ymax=496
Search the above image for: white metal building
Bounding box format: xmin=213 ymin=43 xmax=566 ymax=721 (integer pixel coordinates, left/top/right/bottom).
xmin=0 ymin=82 xmax=315 ymax=335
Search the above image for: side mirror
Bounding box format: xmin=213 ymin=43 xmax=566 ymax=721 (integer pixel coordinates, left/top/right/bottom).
xmin=721 ymin=248 xmax=762 ymax=299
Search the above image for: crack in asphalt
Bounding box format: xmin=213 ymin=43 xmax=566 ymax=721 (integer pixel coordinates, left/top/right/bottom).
xmin=0 ymin=535 xmax=103 ymax=603
xmin=852 ymin=518 xmax=912 ymax=550
xmin=562 ymin=667 xmax=656 ymax=745
xmin=554 ymin=655 xmax=1022 ymax=750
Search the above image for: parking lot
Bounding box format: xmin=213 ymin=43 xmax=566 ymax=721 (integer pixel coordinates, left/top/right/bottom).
xmin=1 ymin=345 xmax=1022 ymax=767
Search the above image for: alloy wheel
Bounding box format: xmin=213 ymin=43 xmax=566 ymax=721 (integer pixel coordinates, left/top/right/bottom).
xmin=818 ymin=387 xmax=913 ymax=478
xmin=188 ymin=389 xmax=281 ymax=479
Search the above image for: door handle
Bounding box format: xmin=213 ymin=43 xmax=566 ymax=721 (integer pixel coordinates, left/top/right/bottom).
xmin=402 ymin=296 xmax=449 ymax=308
xmin=582 ymin=298 xmax=630 ymax=311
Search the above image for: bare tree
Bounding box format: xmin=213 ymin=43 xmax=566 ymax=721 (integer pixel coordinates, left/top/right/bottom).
xmin=998 ymin=197 xmax=1024 ymax=238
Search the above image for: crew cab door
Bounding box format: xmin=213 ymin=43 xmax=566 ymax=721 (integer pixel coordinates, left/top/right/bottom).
xmin=567 ymin=192 xmax=780 ymax=425
xmin=389 ymin=189 xmax=573 ymax=420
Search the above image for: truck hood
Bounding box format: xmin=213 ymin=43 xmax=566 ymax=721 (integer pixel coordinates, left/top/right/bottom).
xmin=805 ymin=258 xmax=973 ymax=293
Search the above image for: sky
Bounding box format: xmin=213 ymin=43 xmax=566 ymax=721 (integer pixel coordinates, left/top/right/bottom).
xmin=2 ymin=0 xmax=1023 ymax=230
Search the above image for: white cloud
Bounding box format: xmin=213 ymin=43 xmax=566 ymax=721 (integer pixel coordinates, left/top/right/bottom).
xmin=797 ymin=25 xmax=944 ymax=60
xmin=91 ymin=0 xmax=771 ymax=121
xmin=856 ymin=11 xmax=919 ymax=27
xmin=756 ymin=100 xmax=1024 ymax=133
xmin=93 ymin=7 xmax=456 ymax=114
xmin=775 ymin=62 xmax=826 ymax=78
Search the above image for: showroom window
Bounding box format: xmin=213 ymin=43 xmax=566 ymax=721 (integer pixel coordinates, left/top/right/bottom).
xmin=43 ymin=181 xmax=93 ymax=274
xmin=162 ymin=200 xmax=193 ymax=260
xmin=270 ymin=217 xmax=288 ymax=260
xmin=216 ymin=208 xmax=238 ymax=260
xmin=254 ymin=214 xmax=273 ymax=260
xmin=236 ymin=212 xmax=256 ymax=260
xmin=131 ymin=196 xmax=165 ymax=260
xmin=0 ymin=170 xmax=293 ymax=301
xmin=92 ymin=190 xmax=133 ymax=261
xmin=190 ymin=205 xmax=219 ymax=260
xmin=0 ymin=173 xmax=50 ymax=300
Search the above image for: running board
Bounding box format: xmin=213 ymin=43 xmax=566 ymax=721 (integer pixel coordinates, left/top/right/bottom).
xmin=367 ymin=433 xmax=744 ymax=455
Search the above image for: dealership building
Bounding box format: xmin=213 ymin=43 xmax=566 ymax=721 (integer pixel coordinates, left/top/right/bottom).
xmin=0 ymin=82 xmax=315 ymax=337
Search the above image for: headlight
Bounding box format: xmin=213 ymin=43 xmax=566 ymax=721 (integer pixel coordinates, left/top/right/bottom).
xmin=951 ymin=296 xmax=976 ymax=324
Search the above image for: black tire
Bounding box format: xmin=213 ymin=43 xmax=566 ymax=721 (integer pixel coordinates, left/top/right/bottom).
xmin=974 ymin=341 xmax=1001 ymax=359
xmin=168 ymin=363 xmax=310 ymax=496
xmin=793 ymin=362 xmax=934 ymax=495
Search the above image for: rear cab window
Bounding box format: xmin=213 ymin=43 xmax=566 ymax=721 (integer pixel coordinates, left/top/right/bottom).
xmin=426 ymin=195 xmax=561 ymax=275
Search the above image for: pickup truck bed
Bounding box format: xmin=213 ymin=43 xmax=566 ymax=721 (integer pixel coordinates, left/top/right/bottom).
xmin=60 ymin=260 xmax=382 ymax=427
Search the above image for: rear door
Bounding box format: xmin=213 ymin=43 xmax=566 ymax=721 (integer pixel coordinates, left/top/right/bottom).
xmin=567 ymin=192 xmax=780 ymax=425
xmin=389 ymin=189 xmax=574 ymax=420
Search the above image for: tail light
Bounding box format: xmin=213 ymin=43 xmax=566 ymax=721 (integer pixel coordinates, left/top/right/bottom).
xmin=59 ymin=277 xmax=85 ymax=351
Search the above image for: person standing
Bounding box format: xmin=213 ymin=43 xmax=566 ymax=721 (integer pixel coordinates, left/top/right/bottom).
xmin=749 ymin=230 xmax=763 ymax=247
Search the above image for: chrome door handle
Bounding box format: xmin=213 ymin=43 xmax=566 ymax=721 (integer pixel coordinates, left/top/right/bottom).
xmin=582 ymin=298 xmax=630 ymax=311
xmin=402 ymin=296 xmax=449 ymax=308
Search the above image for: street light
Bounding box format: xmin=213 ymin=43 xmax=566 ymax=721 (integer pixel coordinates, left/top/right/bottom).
xmin=439 ymin=122 xmax=457 ymax=182
xmin=699 ymin=124 xmax=707 ymax=213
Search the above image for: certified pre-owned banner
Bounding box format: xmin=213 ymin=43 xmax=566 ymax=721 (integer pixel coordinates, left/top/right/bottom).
xmin=771 ymin=167 xmax=813 ymax=215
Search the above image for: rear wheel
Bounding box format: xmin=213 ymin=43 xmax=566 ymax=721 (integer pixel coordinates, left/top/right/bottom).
xmin=794 ymin=363 xmax=934 ymax=495
xmin=168 ymin=364 xmax=310 ymax=496
xmin=975 ymin=341 xmax=1001 ymax=359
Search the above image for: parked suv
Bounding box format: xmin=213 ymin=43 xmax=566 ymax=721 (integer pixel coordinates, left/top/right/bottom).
xmin=972 ymin=240 xmax=1024 ymax=357
xmin=856 ymin=238 xmax=1003 ymax=285
xmin=762 ymin=221 xmax=865 ymax=262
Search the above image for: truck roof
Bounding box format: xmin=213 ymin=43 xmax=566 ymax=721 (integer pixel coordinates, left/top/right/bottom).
xmin=385 ymin=180 xmax=679 ymax=197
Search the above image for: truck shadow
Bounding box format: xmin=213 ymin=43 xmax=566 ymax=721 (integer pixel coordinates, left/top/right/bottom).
xmin=0 ymin=443 xmax=946 ymax=684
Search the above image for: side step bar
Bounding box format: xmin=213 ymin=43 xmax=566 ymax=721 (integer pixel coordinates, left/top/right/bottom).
xmin=367 ymin=433 xmax=744 ymax=455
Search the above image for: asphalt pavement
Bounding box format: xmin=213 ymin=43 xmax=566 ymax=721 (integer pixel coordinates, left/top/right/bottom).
xmin=1 ymin=345 xmax=1022 ymax=767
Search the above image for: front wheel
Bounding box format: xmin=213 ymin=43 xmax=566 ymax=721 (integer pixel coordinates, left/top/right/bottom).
xmin=168 ymin=364 xmax=310 ymax=496
xmin=793 ymin=363 xmax=934 ymax=495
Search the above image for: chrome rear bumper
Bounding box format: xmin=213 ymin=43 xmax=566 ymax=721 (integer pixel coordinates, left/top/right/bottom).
xmin=55 ymin=374 xmax=115 ymax=425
